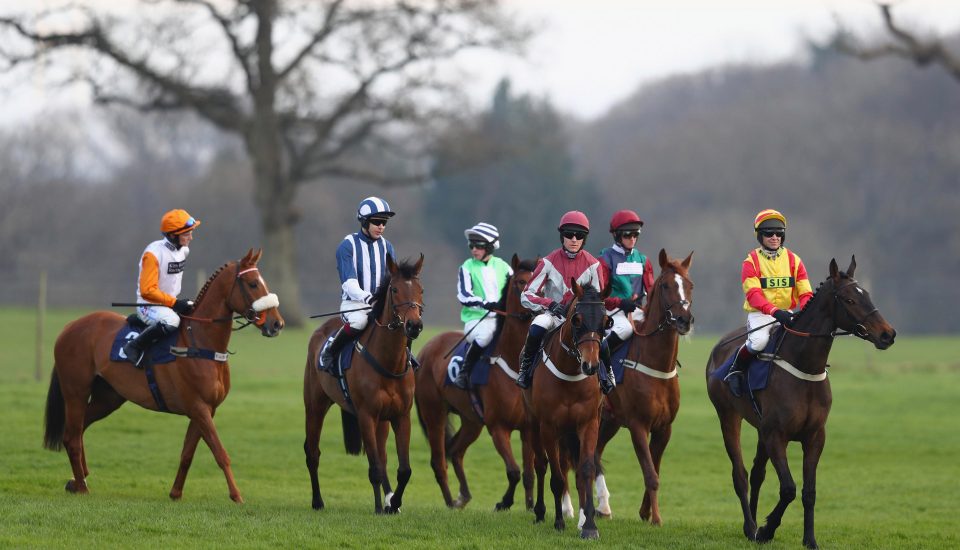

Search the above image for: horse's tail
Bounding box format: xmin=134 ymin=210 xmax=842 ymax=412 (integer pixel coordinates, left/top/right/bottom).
xmin=341 ymin=410 xmax=362 ymax=455
xmin=43 ymin=370 xmax=65 ymax=451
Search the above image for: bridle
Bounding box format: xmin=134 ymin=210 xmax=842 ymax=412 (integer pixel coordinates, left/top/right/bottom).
xmin=373 ymin=278 xmax=425 ymax=331
xmin=183 ymin=263 xmax=278 ymax=330
xmin=635 ymin=271 xmax=692 ymax=337
xmin=783 ymin=279 xmax=879 ymax=340
xmin=559 ymin=299 xmax=606 ymax=365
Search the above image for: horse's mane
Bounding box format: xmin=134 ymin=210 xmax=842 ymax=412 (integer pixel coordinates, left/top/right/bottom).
xmin=789 ymin=269 xmax=851 ymax=324
xmin=193 ymin=262 xmax=232 ymax=304
xmin=494 ymin=258 xmax=537 ymax=333
xmin=369 ymin=258 xmax=420 ymax=319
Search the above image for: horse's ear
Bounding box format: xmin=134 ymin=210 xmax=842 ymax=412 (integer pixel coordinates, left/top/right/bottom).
xmin=252 ymin=248 xmax=263 ymax=265
xmin=659 ymin=248 xmax=668 ymax=269
xmin=511 ymin=253 xmax=520 ymax=270
xmin=240 ymin=248 xmax=254 ymax=266
xmin=570 ymin=277 xmax=582 ymax=298
xmin=847 ymin=255 xmax=857 ymax=277
xmin=414 ymin=253 xmax=425 ymax=275
xmin=829 ymin=258 xmax=839 ymax=279
xmin=681 ymin=251 xmax=693 ymax=271
xmin=387 ymin=253 xmax=398 ymax=275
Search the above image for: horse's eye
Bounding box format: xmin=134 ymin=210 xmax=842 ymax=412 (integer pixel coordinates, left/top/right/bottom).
xmin=247 ymin=281 xmax=258 ymax=289
xmin=845 ymin=298 xmax=855 ymax=305
xmin=391 ymin=287 xmax=398 ymax=294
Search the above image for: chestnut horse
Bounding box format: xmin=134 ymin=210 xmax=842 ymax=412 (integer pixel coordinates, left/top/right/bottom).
xmin=595 ymin=249 xmax=694 ymax=525
xmin=526 ymin=281 xmax=611 ymax=540
xmin=706 ymin=257 xmax=896 ymax=549
xmin=414 ymin=254 xmax=537 ymax=511
xmin=43 ymin=249 xmax=284 ymax=502
xmin=303 ymin=254 xmax=424 ymax=514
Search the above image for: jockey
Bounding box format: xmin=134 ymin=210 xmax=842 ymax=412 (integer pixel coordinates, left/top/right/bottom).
xmin=515 ymin=211 xmax=616 ymax=395
xmin=724 ymin=209 xmax=814 ymax=397
xmin=320 ymin=196 xmax=397 ymax=371
xmin=122 ymin=209 xmax=200 ymax=367
xmin=598 ymin=209 xmax=654 ymax=355
xmin=452 ymin=222 xmax=513 ymax=389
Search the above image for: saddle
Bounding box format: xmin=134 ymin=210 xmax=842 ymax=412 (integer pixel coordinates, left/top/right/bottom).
xmin=110 ymin=315 xmax=178 ymax=366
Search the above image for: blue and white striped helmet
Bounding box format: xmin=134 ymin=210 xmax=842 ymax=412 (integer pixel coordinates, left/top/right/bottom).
xmin=356 ymin=196 xmax=396 ymax=222
xmin=464 ymin=222 xmax=500 ymax=250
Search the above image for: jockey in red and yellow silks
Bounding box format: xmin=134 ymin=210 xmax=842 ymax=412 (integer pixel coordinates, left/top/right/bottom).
xmin=724 ymin=209 xmax=813 ymax=397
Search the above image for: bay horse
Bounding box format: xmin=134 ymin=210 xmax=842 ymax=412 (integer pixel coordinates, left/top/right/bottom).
xmin=303 ymin=254 xmax=424 ymax=514
xmin=595 ymin=249 xmax=693 ymax=525
xmin=705 ymin=257 xmax=896 ymax=549
xmin=43 ymin=248 xmax=284 ymax=502
xmin=414 ymin=254 xmax=537 ymax=511
xmin=526 ymin=280 xmax=611 ymax=540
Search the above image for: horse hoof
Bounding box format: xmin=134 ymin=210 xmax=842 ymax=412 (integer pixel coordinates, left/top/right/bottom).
xmin=595 ymin=510 xmax=611 ymax=519
xmin=803 ymin=536 xmax=818 ymax=549
xmin=311 ymin=499 xmax=324 ymax=511
xmin=64 ymin=480 xmax=87 ymax=494
xmin=169 ymin=490 xmax=182 ymax=501
xmin=755 ymin=525 xmax=775 ymax=543
xmin=554 ymin=519 xmax=566 ymax=531
xmin=230 ymin=494 xmax=244 ymax=504
xmin=580 ymin=528 xmax=600 ymax=540
xmin=494 ymin=501 xmax=512 ymax=512
xmin=384 ymin=506 xmax=401 ymax=514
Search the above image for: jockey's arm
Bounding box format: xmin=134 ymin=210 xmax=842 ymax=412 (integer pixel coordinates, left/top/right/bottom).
xmin=139 ymin=252 xmax=176 ymax=307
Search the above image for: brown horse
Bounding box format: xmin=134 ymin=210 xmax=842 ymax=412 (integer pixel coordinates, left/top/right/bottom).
xmin=595 ymin=249 xmax=693 ymax=525
xmin=526 ymin=280 xmax=611 ymax=539
xmin=43 ymin=249 xmax=284 ymax=502
xmin=414 ymin=254 xmax=537 ymax=511
xmin=706 ymin=257 xmax=895 ymax=549
xmin=303 ymin=254 xmax=424 ymax=514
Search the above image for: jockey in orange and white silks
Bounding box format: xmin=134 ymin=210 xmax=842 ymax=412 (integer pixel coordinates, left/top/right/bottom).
xmin=725 ymin=209 xmax=813 ymax=396
xmin=516 ymin=211 xmax=616 ymax=394
xmin=122 ymin=209 xmax=200 ymax=366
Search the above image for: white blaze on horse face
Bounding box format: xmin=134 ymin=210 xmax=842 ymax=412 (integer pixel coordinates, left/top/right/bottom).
xmin=675 ymin=274 xmax=689 ymax=310
xmin=856 ymin=287 xmax=864 ymax=295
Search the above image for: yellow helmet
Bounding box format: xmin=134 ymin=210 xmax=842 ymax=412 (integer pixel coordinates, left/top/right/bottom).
xmin=754 ymin=209 xmax=786 ymax=231
xmin=160 ymin=209 xmax=201 ymax=235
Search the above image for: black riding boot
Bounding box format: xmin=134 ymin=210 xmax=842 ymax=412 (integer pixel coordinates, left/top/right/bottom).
xmin=598 ymin=338 xmax=617 ymax=395
xmin=723 ymin=344 xmax=754 ymax=397
xmin=454 ymin=342 xmax=484 ymax=389
xmin=516 ymin=329 xmax=545 ymax=390
xmin=122 ymin=322 xmax=174 ymax=367
xmin=320 ymin=326 xmax=357 ymax=372
xmin=604 ymin=333 xmax=625 ymax=355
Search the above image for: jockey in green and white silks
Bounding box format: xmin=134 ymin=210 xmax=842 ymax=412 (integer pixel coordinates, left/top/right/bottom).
xmin=453 ymin=222 xmax=512 ymax=389
xmin=597 ymin=210 xmax=654 ymax=354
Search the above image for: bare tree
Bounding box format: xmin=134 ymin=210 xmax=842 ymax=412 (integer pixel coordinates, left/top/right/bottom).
xmin=833 ymin=3 xmax=960 ymax=79
xmin=0 ymin=0 xmax=528 ymax=324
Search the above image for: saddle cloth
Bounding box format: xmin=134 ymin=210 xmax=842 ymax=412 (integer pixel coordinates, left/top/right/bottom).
xmin=110 ymin=316 xmax=177 ymax=365
xmin=442 ymin=340 xmax=496 ymax=388
xmin=710 ymin=328 xmax=783 ymax=392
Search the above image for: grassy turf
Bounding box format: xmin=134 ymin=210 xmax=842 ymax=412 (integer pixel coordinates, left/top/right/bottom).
xmin=1 ymin=307 xmax=958 ymax=548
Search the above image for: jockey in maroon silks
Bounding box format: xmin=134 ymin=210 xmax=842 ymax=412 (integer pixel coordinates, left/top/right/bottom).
xmin=515 ymin=211 xmax=631 ymax=395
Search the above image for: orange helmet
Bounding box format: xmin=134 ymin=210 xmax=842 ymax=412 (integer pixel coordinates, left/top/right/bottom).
xmin=754 ymin=209 xmax=786 ymax=231
xmin=161 ymin=209 xmax=201 ymax=235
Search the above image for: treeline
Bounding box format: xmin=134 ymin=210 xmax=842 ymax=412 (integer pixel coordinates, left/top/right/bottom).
xmin=1 ymin=45 xmax=956 ymax=333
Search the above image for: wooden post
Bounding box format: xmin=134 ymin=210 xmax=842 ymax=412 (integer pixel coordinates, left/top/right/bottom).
xmin=35 ymin=270 xmax=47 ymax=381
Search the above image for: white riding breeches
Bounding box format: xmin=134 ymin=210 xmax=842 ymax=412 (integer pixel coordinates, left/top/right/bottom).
xmin=607 ymin=309 xmax=644 ymax=340
xmin=746 ymin=311 xmax=776 ymax=352
xmin=340 ymin=299 xmax=371 ymax=330
xmin=465 ymin=315 xmax=497 ymax=347
xmin=137 ymin=304 xmax=180 ymax=328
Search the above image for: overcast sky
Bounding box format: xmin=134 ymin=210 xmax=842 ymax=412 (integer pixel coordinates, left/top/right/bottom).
xmin=3 ymin=0 xmax=960 ymax=122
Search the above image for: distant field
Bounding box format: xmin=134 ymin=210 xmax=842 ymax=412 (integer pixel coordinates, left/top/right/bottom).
xmin=1 ymin=307 xmax=958 ymax=549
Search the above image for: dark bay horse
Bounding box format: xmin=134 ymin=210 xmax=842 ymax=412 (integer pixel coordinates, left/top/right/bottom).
xmin=414 ymin=254 xmax=537 ymax=511
xmin=705 ymin=257 xmax=895 ymax=549
xmin=595 ymin=249 xmax=693 ymax=525
xmin=526 ymin=281 xmax=611 ymax=540
xmin=44 ymin=249 xmax=284 ymax=502
xmin=303 ymin=254 xmax=424 ymax=514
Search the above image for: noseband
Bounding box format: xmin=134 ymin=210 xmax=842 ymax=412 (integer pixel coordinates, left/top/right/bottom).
xmin=559 ymin=300 xmax=605 ymax=364
xmin=636 ymin=274 xmax=691 ymax=337
xmin=375 ymin=281 xmax=424 ymax=331
xmin=185 ymin=263 xmax=278 ymax=330
xmin=783 ymin=280 xmax=879 ymax=340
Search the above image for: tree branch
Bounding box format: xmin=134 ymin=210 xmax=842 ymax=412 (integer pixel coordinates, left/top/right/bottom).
xmin=175 ymin=0 xmax=256 ymax=95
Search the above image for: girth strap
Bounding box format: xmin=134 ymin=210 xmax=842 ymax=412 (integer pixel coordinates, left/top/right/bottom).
xmin=170 ymin=346 xmax=229 ymax=362
xmin=144 ymin=363 xmax=169 ymax=412
xmin=355 ymin=341 xmax=410 ymax=379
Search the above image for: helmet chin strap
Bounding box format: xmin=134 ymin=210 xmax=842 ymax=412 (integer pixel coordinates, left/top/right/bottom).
xmin=165 ymin=233 xmax=183 ymax=250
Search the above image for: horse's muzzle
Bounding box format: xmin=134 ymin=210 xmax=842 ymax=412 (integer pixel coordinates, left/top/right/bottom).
xmin=405 ymin=319 xmax=423 ymax=340
xmin=260 ymin=315 xmax=284 ymax=337
xmin=675 ymin=315 xmax=693 ymax=335
xmin=873 ymin=327 xmax=896 ymax=350
xmin=581 ymin=361 xmax=599 ymax=376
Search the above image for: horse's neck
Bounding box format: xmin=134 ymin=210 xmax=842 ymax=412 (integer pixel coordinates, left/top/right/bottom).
xmin=362 ymin=309 xmax=408 ymax=371
xmin=779 ymin=289 xmax=835 ymax=369
xmin=546 ymin=326 xmax=580 ymax=374
xmin=188 ymin=282 xmax=234 ymax=351
xmin=631 ymin=321 xmax=678 ymax=369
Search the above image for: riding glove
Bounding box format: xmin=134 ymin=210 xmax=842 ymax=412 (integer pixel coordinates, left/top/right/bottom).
xmin=172 ymin=299 xmax=195 ymax=315
xmin=772 ymin=309 xmax=794 ymax=327
xmin=548 ymin=301 xmax=566 ymax=318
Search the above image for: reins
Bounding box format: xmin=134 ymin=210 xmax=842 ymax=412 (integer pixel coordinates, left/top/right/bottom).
xmin=182 ymin=264 xmax=271 ymax=330
xmin=633 ymin=271 xmax=691 ymax=338
xmin=360 ymin=275 xmax=423 ymax=378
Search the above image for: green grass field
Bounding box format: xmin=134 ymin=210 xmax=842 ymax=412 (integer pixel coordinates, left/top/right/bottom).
xmin=1 ymin=307 xmax=958 ymax=549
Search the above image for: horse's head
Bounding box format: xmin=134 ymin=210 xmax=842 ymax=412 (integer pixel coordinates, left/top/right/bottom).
xmin=506 ymin=254 xmax=538 ymax=317
xmin=231 ymin=249 xmax=284 ymax=337
xmin=569 ymin=278 xmax=611 ymax=377
xmin=650 ymin=249 xmax=695 ymax=335
xmin=828 ymin=256 xmax=896 ymax=349
xmin=381 ymin=253 xmax=425 ymax=340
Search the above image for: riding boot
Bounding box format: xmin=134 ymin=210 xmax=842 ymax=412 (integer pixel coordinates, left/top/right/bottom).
xmin=454 ymin=341 xmax=484 ymax=389
xmin=723 ymin=344 xmax=754 ymax=398
xmin=604 ymin=333 xmax=626 ymax=355
xmin=122 ymin=322 xmax=174 ymax=368
xmin=598 ymin=338 xmax=617 ymax=395
xmin=516 ymin=327 xmax=545 ymax=389
xmin=406 ymin=338 xmax=420 ymax=371
xmin=320 ymin=325 xmax=357 ymax=372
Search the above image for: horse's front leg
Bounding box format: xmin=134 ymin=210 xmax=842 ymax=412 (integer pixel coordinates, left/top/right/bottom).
xmin=755 ymin=431 xmax=795 ymax=543
xmin=642 ymin=424 xmax=674 ymax=523
xmin=358 ymin=413 xmax=385 ymax=514
xmin=191 ymin=407 xmax=242 ymax=503
xmin=170 ymin=419 xmax=202 ymax=500
xmin=489 ymin=425 xmax=522 ymax=511
xmin=594 ymin=415 xmax=621 ymax=518
xmin=717 ymin=411 xmax=755 ymax=539
xmin=801 ymin=429 xmax=826 ymax=549
xmin=520 ymin=425 xmax=536 ymax=511
xmin=385 ymin=414 xmax=412 ymax=514
xmin=377 ymin=420 xmax=393 ymax=498
xmin=543 ymin=425 xmax=566 ymax=531
xmin=749 ymin=438 xmax=769 ymax=523
xmin=531 ymin=422 xmax=548 ymax=523
xmin=627 ymin=421 xmax=661 ymax=525
xmin=578 ymin=420 xmax=600 ymax=539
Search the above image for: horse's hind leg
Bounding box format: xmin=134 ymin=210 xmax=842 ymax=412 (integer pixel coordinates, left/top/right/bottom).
xmin=489 ymin=425 xmax=521 ymax=511
xmin=384 ymin=414 xmax=412 ymax=514
xmin=448 ymin=418 xmax=483 ymax=508
xmin=420 ymin=400 xmax=457 ymax=507
xmin=520 ymin=426 xmax=536 ymax=511
xmin=800 ymin=429 xmax=826 ymax=549
xmin=755 ymin=431 xmax=795 ymax=543
xmin=749 ymin=438 xmax=769 ymax=523
xmin=191 ymin=407 xmax=243 ymax=503
xmin=60 ymin=380 xmax=94 ymax=494
xmin=80 ymin=378 xmax=127 ymax=479
xmin=718 ymin=411 xmax=756 ymax=540
xmin=304 ymin=394 xmax=332 ymax=510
